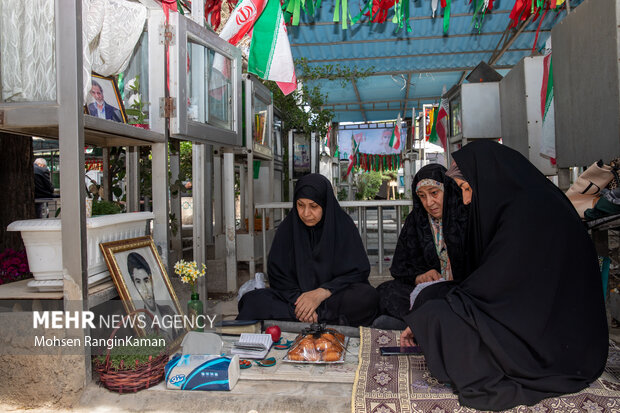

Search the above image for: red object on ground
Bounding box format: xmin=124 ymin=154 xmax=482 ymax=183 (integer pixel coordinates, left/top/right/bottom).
xmin=266 ymin=325 xmax=281 ymax=342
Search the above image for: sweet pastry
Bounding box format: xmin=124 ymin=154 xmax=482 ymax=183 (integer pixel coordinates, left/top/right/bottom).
xmin=322 ymin=350 xmax=341 ymax=362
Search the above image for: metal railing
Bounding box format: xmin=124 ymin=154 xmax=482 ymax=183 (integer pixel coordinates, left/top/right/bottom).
xmin=255 ymin=200 xmax=412 ymax=274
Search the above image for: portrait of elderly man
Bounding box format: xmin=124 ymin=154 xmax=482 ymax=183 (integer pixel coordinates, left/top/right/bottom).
xmin=88 ymin=79 xmax=123 ymax=122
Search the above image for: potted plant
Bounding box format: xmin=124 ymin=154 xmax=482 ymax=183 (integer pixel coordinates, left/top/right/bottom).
xmin=7 ymin=210 xmax=154 ymax=291
xmin=245 ymin=210 xmax=269 ymax=231
xmin=0 ymin=248 xmax=31 ymax=285
xmin=125 ymin=75 xmax=149 ymax=130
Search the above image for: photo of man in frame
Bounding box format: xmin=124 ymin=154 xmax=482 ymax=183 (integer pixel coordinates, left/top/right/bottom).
xmin=86 ymin=77 xmax=124 ymax=123
xmin=122 ymin=250 xmax=183 ymax=343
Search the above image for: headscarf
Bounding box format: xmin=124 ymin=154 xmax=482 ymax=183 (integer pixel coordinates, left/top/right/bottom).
xmin=407 ymin=141 xmax=608 ymax=410
xmin=267 ymin=174 xmax=370 ymax=304
xmin=390 ymin=164 xmax=469 ymax=284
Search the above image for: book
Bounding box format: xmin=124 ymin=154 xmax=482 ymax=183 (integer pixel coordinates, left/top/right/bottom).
xmin=216 ymin=320 xmax=262 ymax=336
xmin=230 ymin=333 xmax=272 ymax=359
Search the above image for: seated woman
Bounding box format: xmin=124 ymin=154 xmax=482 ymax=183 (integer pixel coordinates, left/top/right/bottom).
xmin=237 ymin=173 xmax=378 ymax=327
xmin=373 ymin=164 xmax=468 ymax=330
xmin=401 ymin=141 xmax=608 ymax=411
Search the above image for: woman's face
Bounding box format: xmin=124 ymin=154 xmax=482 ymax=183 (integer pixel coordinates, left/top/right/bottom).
xmin=453 ymin=177 xmax=473 ymax=205
xmin=416 ymin=186 xmax=443 ymax=219
xmin=296 ymin=198 xmax=323 ymax=227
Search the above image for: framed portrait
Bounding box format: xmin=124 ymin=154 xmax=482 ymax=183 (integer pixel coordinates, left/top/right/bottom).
xmin=85 ymin=73 xmax=127 ymax=123
xmin=100 ymin=236 xmax=185 ymax=347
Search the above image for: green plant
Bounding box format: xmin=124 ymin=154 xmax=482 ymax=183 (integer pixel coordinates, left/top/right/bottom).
xmin=125 ymin=76 xmax=148 ymax=125
xmin=296 ymin=58 xmax=375 ymax=88
xmin=92 ymin=200 xmax=122 ymax=216
xmin=355 ymin=171 xmax=384 ymax=200
xmin=94 ymin=333 xmax=166 ymax=369
xmin=266 ymin=82 xmax=333 ymax=138
xmin=337 ymin=188 xmax=348 ymax=201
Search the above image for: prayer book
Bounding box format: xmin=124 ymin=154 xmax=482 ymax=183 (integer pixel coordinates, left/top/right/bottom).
xmin=230 ymin=333 xmax=272 ymax=359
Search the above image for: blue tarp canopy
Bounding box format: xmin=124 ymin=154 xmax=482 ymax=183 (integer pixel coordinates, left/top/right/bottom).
xmin=287 ymin=0 xmax=580 ymax=123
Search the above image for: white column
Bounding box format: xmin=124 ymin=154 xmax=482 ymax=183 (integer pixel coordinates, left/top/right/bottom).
xmin=126 ymin=146 xmax=140 ymax=212
xmin=223 ymin=148 xmax=237 ymax=292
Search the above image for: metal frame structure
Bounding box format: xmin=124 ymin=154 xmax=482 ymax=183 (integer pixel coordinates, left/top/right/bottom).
xmin=168 ymin=13 xmax=243 ymax=146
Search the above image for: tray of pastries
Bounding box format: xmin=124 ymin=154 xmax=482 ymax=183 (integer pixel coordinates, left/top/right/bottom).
xmin=283 ymin=324 xmax=348 ymax=364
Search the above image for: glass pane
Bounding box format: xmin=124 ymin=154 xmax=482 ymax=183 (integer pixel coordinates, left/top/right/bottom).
xmin=208 ymin=49 xmax=232 ymax=129
xmin=450 ymin=98 xmax=461 ymax=137
xmin=253 ymin=96 xmax=269 ymax=146
xmin=187 ymin=40 xmax=208 ymax=123
xmin=121 ymin=32 xmax=149 ymax=127
xmin=273 ymin=114 xmax=282 ymax=156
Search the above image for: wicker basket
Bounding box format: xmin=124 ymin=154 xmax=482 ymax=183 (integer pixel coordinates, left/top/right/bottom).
xmin=93 ymin=309 xmax=168 ymax=394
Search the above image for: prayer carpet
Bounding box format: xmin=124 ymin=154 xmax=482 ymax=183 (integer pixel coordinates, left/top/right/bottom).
xmin=352 ymin=327 xmax=620 ymax=413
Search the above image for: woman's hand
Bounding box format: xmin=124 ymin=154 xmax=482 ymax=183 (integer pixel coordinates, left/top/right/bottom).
xmin=415 ymin=269 xmax=441 ymax=285
xmin=294 ymin=288 xmax=331 ymax=322
xmin=400 ymin=327 xmax=416 ymax=347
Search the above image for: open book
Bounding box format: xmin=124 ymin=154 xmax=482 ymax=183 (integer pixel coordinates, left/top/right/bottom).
xmin=230 ymin=333 xmax=272 ymax=359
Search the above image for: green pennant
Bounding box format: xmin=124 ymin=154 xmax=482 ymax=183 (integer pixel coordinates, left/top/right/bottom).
xmin=443 ymin=0 xmax=451 ymax=34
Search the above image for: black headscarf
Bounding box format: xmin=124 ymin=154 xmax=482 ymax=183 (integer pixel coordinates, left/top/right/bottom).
xmin=390 ymin=164 xmax=469 ymax=283
xmin=406 ymin=141 xmax=608 ymax=410
xmin=267 ymin=174 xmax=370 ymax=304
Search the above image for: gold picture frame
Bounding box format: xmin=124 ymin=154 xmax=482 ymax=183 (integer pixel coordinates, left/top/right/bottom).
xmin=100 ymin=236 xmax=185 ymax=348
xmin=85 ymin=73 xmax=127 ymax=123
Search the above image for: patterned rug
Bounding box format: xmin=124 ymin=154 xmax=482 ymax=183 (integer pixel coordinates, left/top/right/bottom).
xmin=352 ymin=327 xmax=620 ymax=413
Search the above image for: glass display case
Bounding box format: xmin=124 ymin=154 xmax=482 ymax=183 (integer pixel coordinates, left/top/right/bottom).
xmin=243 ymin=74 xmax=273 ymax=158
xmin=449 ymin=97 xmax=461 ymax=138
xmin=273 ymin=110 xmax=283 ymax=160
xmin=169 ymin=13 xmax=242 ymax=146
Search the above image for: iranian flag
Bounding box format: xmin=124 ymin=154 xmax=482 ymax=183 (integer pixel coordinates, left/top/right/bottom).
xmin=219 ymin=0 xmax=267 ymax=46
xmin=346 ymin=132 xmax=362 ymax=177
xmin=218 ymin=0 xmax=296 ymax=95
xmin=389 ymin=113 xmax=402 ymax=151
xmin=248 ymin=0 xmax=296 ymax=95
xmin=430 ymin=97 xmax=449 ymax=152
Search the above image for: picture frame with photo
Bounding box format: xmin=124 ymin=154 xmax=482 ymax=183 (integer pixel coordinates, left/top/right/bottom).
xmin=85 ymin=73 xmax=127 ymax=123
xmin=100 ymin=236 xmax=185 ymax=347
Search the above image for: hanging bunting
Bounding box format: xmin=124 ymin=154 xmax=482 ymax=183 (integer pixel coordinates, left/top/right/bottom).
xmin=442 ymin=0 xmax=451 ymax=34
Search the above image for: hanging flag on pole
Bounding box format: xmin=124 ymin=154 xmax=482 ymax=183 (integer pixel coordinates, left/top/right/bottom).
xmin=430 ymin=97 xmax=449 ymax=152
xmin=346 ymin=132 xmax=362 ymax=177
xmin=218 ymin=0 xmax=296 ymax=95
xmin=248 ymin=0 xmax=297 ymax=95
xmin=389 ymin=113 xmax=402 ymax=151
xmin=218 ymin=0 xmax=267 ymax=46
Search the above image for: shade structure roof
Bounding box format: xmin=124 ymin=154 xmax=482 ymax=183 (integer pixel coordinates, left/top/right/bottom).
xmin=287 ymin=0 xmax=581 ymax=123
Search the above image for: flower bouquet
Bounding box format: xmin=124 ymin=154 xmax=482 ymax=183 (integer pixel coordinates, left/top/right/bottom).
xmin=174 ymin=260 xmax=206 ymax=332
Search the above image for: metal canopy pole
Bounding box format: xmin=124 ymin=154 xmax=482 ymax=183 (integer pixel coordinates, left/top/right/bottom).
xmin=169 ymin=140 xmax=182 ymax=264
xmin=126 ymin=146 xmax=140 ymax=212
xmin=288 ymin=130 xmax=294 ymax=199
xmin=193 ymin=142 xmax=208 ymax=300
xmin=222 ymin=148 xmax=238 ymax=292
xmin=57 ymin=0 xmax=88 ymax=383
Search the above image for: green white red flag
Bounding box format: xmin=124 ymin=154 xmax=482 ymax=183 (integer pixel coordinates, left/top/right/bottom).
xmin=346 ymin=132 xmax=363 ymax=177
xmin=248 ymin=0 xmax=297 ymax=95
xmin=218 ymin=0 xmax=296 ymax=95
xmin=389 ymin=113 xmax=402 ymax=151
xmin=430 ymin=97 xmax=449 ymax=152
xmin=219 ymin=0 xmax=267 ymax=46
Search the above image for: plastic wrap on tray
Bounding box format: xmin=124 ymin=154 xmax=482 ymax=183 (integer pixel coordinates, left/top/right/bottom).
xmin=284 ymin=324 xmax=347 ymax=363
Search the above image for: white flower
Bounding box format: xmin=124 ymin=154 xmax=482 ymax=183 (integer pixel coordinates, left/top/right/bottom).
xmin=128 ymin=93 xmax=141 ymax=107
xmin=125 ymin=77 xmax=138 ymax=90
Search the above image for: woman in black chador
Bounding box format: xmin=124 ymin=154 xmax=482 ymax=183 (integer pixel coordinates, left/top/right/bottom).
xmin=401 ymin=141 xmax=608 ymax=411
xmin=374 ymin=164 xmax=469 ymax=330
xmin=237 ymin=173 xmax=378 ymax=326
